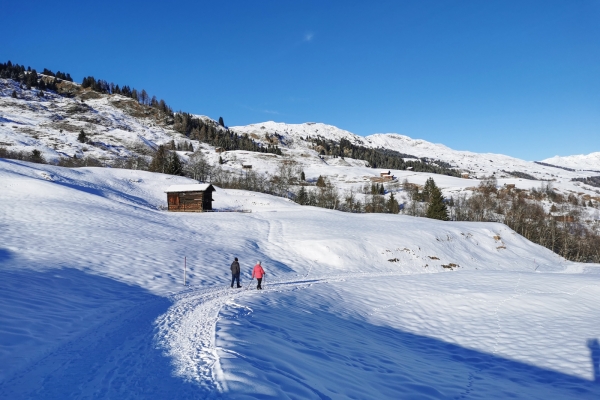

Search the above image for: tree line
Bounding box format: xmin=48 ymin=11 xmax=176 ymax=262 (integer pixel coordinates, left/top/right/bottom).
xmin=307 ymin=136 xmax=460 ymax=176
xmin=0 ymin=61 xmax=72 ymax=92
xmin=81 ymin=76 xmax=173 ymax=115
xmin=572 ymin=176 xmax=600 ymax=188
xmin=404 ymin=176 xmax=600 ymax=263
xmin=172 ymin=112 xmax=282 ymax=155
xmin=79 ymin=76 xmax=281 ymax=156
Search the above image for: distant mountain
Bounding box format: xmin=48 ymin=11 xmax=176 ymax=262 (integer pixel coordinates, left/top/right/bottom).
xmin=541 ymin=153 xmax=600 ymax=172
xmin=232 ymin=121 xmax=595 ymax=181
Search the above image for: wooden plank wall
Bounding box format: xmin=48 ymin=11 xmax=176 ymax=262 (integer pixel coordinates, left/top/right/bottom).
xmin=167 ymin=190 xmax=212 ymax=212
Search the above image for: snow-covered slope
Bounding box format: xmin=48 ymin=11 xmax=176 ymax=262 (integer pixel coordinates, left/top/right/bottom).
xmin=1 ymin=159 xmax=599 ymax=399
xmin=2 ymin=78 xmax=599 ymax=203
xmin=228 ymin=121 xmax=600 ymax=208
xmin=233 ymin=120 xmax=600 ymax=181
xmin=0 ymin=78 xmax=189 ymax=162
xmin=542 ymin=152 xmax=600 ymax=172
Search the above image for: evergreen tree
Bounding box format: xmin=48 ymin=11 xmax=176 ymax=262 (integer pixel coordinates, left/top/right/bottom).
xmin=30 ymin=149 xmax=45 ymax=164
xmin=11 ymin=90 xmax=17 ymax=98
xmin=218 ymin=116 xmax=224 ymax=127
xmin=387 ymin=192 xmax=400 ymax=214
xmin=300 ymin=170 xmax=306 ymax=181
xmin=149 ymin=145 xmax=169 ymax=173
xmin=296 ymin=186 xmax=309 ymax=205
xmin=422 ymin=177 xmax=436 ymax=202
xmin=426 ymin=180 xmax=449 ymax=221
xmin=316 ymin=175 xmax=326 ymax=187
xmin=78 ymin=130 xmax=87 ymax=143
xmin=219 ymin=156 xmax=224 ymax=164
xmin=27 ymin=69 xmax=38 ymax=88
xmin=166 ymin=152 xmax=184 ymax=176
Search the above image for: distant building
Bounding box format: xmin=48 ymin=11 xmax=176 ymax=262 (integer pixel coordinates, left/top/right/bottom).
xmin=461 ymin=173 xmax=470 ymax=179
xmin=242 ymin=164 xmax=252 ymax=170
xmin=165 ymin=184 xmax=215 ymax=212
xmin=380 ymin=170 xmax=395 ymax=181
xmin=215 ymin=147 xmax=225 ymax=153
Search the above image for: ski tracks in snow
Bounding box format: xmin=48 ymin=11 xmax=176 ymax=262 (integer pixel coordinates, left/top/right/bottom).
xmin=154 ymin=271 xmax=405 ymax=391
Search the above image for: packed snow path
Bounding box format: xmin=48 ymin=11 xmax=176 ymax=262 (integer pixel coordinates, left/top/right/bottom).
xmin=155 ymin=271 xmax=400 ymax=391
xmin=155 ymin=270 xmax=600 ymax=399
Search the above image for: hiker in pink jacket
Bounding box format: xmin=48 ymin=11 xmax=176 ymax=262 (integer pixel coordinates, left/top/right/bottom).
xmin=252 ymin=261 xmax=265 ymax=290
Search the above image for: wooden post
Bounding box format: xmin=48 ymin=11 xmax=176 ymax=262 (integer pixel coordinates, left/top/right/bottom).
xmin=184 ymin=256 xmax=187 ymax=286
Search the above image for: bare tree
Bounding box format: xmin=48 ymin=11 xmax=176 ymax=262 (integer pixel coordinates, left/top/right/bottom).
xmin=185 ymin=150 xmax=212 ymax=182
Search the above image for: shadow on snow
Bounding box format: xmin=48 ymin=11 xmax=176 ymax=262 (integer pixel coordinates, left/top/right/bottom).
xmin=218 ymin=294 xmax=600 ymax=400
xmin=0 ymin=159 xmax=158 ymax=210
xmin=0 ymin=267 xmax=218 ymax=399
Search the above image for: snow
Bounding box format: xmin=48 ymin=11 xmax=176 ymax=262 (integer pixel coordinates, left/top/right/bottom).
xmin=2 ymin=80 xmax=599 ymax=207
xmin=542 ymin=152 xmax=600 ymax=172
xmin=227 ymin=121 xmax=600 ymax=206
xmin=231 ymin=121 xmax=599 ymax=182
xmin=217 ymin=273 xmax=600 ymax=399
xmin=166 ymin=183 xmax=214 ymax=192
xmin=1 ymin=159 xmax=600 ymax=398
xmin=0 ymin=79 xmax=187 ymax=163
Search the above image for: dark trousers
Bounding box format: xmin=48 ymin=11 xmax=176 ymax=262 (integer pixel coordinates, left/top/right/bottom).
xmin=231 ymin=272 xmax=240 ymax=287
xmin=257 ymin=277 xmax=262 ymax=290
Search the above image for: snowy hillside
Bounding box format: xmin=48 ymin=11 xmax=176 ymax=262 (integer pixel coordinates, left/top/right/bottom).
xmin=2 ymin=78 xmax=600 ymax=205
xmin=229 ymin=121 xmax=600 ymax=206
xmin=542 ymin=152 xmax=600 ymax=172
xmin=233 ymin=120 xmax=600 ymax=181
xmin=1 ymin=159 xmax=599 ymax=398
xmin=0 ymin=78 xmax=186 ymax=162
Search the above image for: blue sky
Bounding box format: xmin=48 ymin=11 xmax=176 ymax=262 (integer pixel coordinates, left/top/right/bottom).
xmin=3 ymin=1 xmax=599 ymax=160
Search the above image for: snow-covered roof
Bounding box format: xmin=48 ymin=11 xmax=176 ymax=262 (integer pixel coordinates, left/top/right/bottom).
xmin=165 ymin=184 xmax=214 ymax=193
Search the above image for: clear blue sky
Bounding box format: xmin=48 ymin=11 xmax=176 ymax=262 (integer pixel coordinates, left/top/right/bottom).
xmin=3 ymin=1 xmax=599 ymax=160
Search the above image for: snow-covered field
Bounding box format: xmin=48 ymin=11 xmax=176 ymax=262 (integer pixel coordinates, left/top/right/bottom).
xmin=1 ymin=159 xmax=600 ymax=399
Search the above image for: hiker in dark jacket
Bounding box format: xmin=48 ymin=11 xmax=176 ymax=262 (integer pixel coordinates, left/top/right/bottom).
xmin=231 ymin=257 xmax=241 ymax=288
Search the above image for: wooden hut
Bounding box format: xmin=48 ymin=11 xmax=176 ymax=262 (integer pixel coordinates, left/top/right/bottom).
xmin=379 ymin=170 xmax=395 ymax=181
xmin=165 ymin=184 xmax=215 ymax=212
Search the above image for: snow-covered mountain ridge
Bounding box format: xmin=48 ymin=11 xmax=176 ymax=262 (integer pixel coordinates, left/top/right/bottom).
xmin=233 ymin=120 xmax=600 ymax=179
xmin=2 ymin=77 xmax=600 ymax=210
xmin=542 ymin=152 xmax=600 ymax=172
xmin=2 ymin=77 xmax=599 ymax=179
